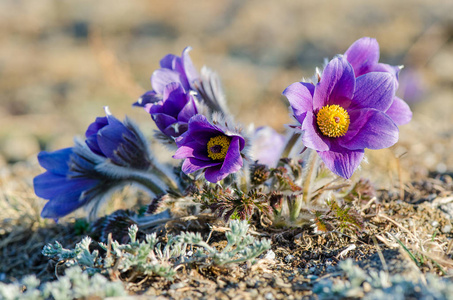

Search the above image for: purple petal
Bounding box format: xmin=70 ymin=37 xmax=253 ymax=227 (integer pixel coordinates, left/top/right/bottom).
xmin=313 ymin=57 xmax=355 ymax=110
xmin=344 ymin=37 xmax=380 ymax=77
xmin=162 ymin=82 xmax=188 ymax=115
xmin=173 ymin=140 xmax=208 ymax=160
xmin=252 ymin=126 xmax=285 ymax=167
xmin=301 ymin=112 xmax=330 ymax=151
xmin=97 ymin=116 xmax=134 ymax=160
xmin=86 ymin=117 xmax=108 ymax=137
xmin=151 ymin=113 xmax=177 ymax=133
xmin=177 ymin=95 xmax=198 ymax=123
xmin=41 ymin=196 xmax=86 ymax=219
xmin=133 ymin=90 xmax=161 ymax=107
xmin=318 ymin=148 xmax=365 ymax=179
xmin=339 ymin=108 xmax=399 ymax=150
xmin=37 ymin=148 xmax=73 ymax=175
xmin=385 ymin=96 xmax=412 ymax=126
xmin=350 ymin=72 xmax=395 ymax=112
xmin=204 ymin=165 xmax=226 ymax=183
xmin=185 ymin=115 xmax=222 ymax=144
xmin=160 ymin=54 xmax=179 ymax=69
xmin=151 ymin=69 xmax=188 ymax=94
xmin=181 ymin=157 xmax=221 ymax=173
xmin=370 ymin=63 xmax=401 ymax=81
xmin=283 ymin=82 xmax=315 ymax=125
xmin=182 ymin=47 xmax=200 ymax=86
xmin=34 ymin=172 xmax=97 ymax=200
xmin=219 ymin=137 xmax=243 ymax=175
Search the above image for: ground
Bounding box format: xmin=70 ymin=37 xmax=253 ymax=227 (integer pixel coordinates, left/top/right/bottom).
xmin=1 ymin=1 xmax=453 ymax=299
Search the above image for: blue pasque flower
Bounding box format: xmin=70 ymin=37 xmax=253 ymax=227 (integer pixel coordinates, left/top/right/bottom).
xmin=173 ymin=115 xmax=245 ymax=183
xmin=344 ymin=37 xmax=412 ymax=125
xmin=284 ymin=57 xmax=399 ymax=178
xmin=135 ymin=47 xmax=199 ymax=107
xmin=34 ymin=108 xmax=178 ymax=220
xmin=145 ymin=82 xmax=198 ymax=139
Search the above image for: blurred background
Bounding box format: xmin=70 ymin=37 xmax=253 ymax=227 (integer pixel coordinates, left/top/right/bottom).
xmin=1 ymin=0 xmax=453 ymax=186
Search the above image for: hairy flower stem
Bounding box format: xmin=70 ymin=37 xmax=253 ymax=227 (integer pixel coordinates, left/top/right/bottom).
xmin=302 ymin=150 xmax=319 ymax=204
xmin=281 ymin=132 xmax=301 ymax=158
xmin=288 ymin=195 xmax=303 ymax=223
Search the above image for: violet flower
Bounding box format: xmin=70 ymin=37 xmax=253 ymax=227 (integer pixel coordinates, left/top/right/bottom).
xmin=135 ymin=47 xmax=228 ymax=114
xmin=173 ymin=115 xmax=245 ymax=183
xmin=283 ymin=57 xmax=399 ymax=178
xmin=135 ymin=47 xmax=199 ymax=107
xmin=145 ymin=82 xmax=198 ymax=139
xmin=251 ymin=126 xmax=285 ymax=168
xmin=344 ymin=37 xmax=412 ymax=125
xmin=34 ymin=108 xmax=178 ymax=220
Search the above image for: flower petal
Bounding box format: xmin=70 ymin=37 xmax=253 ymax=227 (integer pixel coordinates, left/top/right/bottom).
xmin=385 ymin=96 xmax=412 ymax=126
xmin=204 ymin=165 xmax=226 ymax=183
xmin=41 ymin=195 xmax=86 ymax=219
xmin=181 ymin=157 xmax=221 ymax=174
xmin=151 ymin=69 xmax=188 ymax=94
xmin=283 ymin=81 xmax=314 ymax=125
xmin=37 ymin=148 xmax=73 ymax=175
xmin=151 ymin=112 xmax=177 ymax=133
xmin=350 ymin=72 xmax=395 ymax=112
xmin=159 ymin=54 xmax=179 ymax=69
xmin=162 ymin=82 xmax=188 ymax=115
xmin=301 ymin=112 xmax=330 ymax=152
xmin=133 ymin=90 xmax=161 ymax=107
xmin=34 ymin=172 xmax=97 ymax=200
xmin=97 ymin=116 xmax=135 ymax=160
xmin=173 ymin=140 xmax=208 ymax=160
xmin=339 ymin=108 xmax=399 ymax=150
xmin=318 ymin=148 xmax=364 ymax=179
xmin=182 ymin=46 xmax=200 ymax=86
xmin=177 ymin=95 xmax=198 ymax=123
xmin=185 ymin=114 xmax=221 ymax=144
xmin=219 ymin=136 xmax=243 ymax=176
xmin=313 ymin=57 xmax=355 ymax=110
xmin=344 ymin=37 xmax=380 ymax=77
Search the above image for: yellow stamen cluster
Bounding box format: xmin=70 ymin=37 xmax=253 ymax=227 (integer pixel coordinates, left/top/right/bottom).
xmin=316 ymin=105 xmax=350 ymax=138
xmin=207 ymin=135 xmax=231 ymax=160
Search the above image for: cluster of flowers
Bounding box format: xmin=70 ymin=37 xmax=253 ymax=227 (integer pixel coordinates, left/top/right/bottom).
xmin=34 ymin=38 xmax=411 ymax=220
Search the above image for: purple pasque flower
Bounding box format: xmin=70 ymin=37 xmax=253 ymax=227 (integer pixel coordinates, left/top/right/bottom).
xmin=135 ymin=47 xmax=199 ymax=107
xmin=173 ymin=115 xmax=245 ymax=183
xmin=85 ymin=107 xmax=152 ymax=169
xmin=251 ymin=126 xmax=285 ymax=168
xmin=34 ymin=144 xmax=118 ymax=220
xmin=344 ymin=37 xmax=412 ymax=125
xmin=145 ymin=82 xmax=198 ymax=138
xmin=34 ymin=108 xmax=170 ymax=220
xmin=283 ymin=57 xmax=399 ymax=179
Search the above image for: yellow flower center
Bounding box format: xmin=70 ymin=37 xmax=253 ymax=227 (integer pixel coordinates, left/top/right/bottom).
xmin=207 ymin=135 xmax=231 ymax=160
xmin=316 ymin=105 xmax=350 ymax=138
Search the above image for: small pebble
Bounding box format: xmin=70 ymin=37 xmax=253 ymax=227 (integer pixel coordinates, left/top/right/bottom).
xmin=264 ymin=250 xmax=276 ymax=260
xmin=442 ymin=225 xmax=451 ymax=233
xmin=170 ymin=282 xmax=185 ymax=290
xmin=285 ymin=255 xmax=295 ymax=263
xmin=264 ymin=292 xmax=275 ymax=300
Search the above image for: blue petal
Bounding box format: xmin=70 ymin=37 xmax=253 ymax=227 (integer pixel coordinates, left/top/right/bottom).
xmin=37 ymin=148 xmax=73 ymax=175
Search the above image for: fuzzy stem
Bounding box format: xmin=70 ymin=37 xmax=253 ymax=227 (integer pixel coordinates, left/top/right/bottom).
xmin=281 ymin=132 xmax=301 ymax=158
xmin=288 ymin=195 xmax=303 ymax=223
xmin=302 ymin=150 xmax=319 ymax=204
xmin=148 ymin=166 xmax=181 ymax=195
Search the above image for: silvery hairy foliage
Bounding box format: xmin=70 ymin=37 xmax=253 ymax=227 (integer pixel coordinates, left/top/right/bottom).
xmin=0 ymin=266 xmax=126 ymax=300
xmin=43 ymin=220 xmax=271 ymax=281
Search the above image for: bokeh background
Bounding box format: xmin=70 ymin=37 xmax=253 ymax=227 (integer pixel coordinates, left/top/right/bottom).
xmin=1 ymin=0 xmax=453 ymax=186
